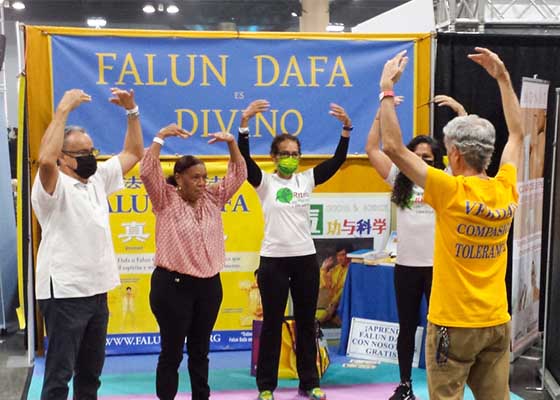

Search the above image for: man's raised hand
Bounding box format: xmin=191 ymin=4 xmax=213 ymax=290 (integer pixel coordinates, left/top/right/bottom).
xmin=468 ymin=47 xmax=508 ymax=81
xmin=57 ymin=89 xmax=91 ymax=113
xmin=109 ymin=88 xmax=136 ymax=110
xmin=380 ymin=50 xmax=409 ymax=90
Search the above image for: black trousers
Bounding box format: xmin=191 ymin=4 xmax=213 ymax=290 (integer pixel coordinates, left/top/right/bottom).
xmin=150 ymin=267 xmax=223 ymax=400
xmin=394 ymin=264 xmax=433 ymax=383
xmin=38 ymin=293 xmax=109 ymax=400
xmin=256 ymin=254 xmax=320 ymax=392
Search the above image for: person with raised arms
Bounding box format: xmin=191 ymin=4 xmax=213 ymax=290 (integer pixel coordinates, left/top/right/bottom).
xmin=238 ymin=99 xmax=352 ymax=400
xmin=377 ymin=47 xmax=522 ymax=399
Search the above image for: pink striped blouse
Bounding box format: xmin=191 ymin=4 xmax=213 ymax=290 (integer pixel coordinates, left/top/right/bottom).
xmin=140 ymin=147 xmax=247 ymax=277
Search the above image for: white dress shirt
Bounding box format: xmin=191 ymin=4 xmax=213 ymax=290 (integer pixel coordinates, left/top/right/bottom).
xmin=31 ymin=156 xmax=124 ymax=299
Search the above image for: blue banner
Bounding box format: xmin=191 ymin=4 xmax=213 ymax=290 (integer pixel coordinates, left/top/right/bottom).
xmin=51 ymin=35 xmax=415 ymax=156
xmin=104 ymin=330 xmax=253 ymax=355
xmin=44 ymin=330 xmax=253 ymax=354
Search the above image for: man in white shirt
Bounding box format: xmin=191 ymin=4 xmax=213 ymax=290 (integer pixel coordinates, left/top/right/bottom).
xmin=31 ymin=88 xmax=144 ymax=400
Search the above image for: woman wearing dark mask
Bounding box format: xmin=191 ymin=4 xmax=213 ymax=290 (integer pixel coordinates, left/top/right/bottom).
xmin=238 ymin=100 xmax=351 ymax=400
xmin=140 ymin=124 xmax=247 ymax=400
xmin=365 ymin=95 xmax=465 ymax=400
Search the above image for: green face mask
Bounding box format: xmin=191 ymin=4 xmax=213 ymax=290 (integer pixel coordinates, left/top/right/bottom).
xmin=277 ymin=157 xmax=299 ymax=175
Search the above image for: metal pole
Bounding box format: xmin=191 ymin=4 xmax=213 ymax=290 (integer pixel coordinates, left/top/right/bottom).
xmin=429 ymin=33 xmax=437 ymax=137
xmin=477 ymin=0 xmax=486 ymax=32
xmin=529 ymin=87 xmax=560 ymax=395
xmin=0 ymin=6 xmax=8 ymax=127
xmin=541 ymin=88 xmax=560 ymax=397
xmin=0 ymin=2 xmax=7 ymax=335
xmin=449 ymin=0 xmax=457 ymax=32
xmin=16 ymin=22 xmax=23 ymax=81
xmin=16 ymin=19 xmax=34 ymax=367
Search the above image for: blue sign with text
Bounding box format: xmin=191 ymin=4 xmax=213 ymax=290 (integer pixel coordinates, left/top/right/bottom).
xmin=51 ymin=35 xmax=415 ymax=156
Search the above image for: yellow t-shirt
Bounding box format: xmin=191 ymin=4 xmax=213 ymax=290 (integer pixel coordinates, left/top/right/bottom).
xmin=329 ymin=264 xmax=349 ymax=305
xmin=424 ymin=163 xmax=518 ymax=328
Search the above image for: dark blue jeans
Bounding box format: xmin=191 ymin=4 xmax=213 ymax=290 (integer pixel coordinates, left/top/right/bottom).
xmin=150 ymin=267 xmax=223 ymax=400
xmin=38 ymin=293 xmax=109 ymax=400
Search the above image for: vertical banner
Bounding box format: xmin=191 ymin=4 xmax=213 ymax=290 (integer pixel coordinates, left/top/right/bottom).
xmin=511 ymin=77 xmax=549 ymax=355
xmin=105 ymin=161 xmax=263 ymax=354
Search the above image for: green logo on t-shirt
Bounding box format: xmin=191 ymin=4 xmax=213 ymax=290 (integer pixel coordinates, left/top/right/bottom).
xmin=276 ymin=188 xmax=293 ymax=203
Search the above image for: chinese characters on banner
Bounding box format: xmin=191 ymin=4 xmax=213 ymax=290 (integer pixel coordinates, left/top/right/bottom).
xmin=310 ymin=193 xmax=390 ymax=243
xmin=311 ymin=194 xmax=391 ymax=330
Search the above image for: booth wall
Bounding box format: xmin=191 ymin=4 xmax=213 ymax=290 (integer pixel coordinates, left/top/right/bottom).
xmin=24 ymin=26 xmax=432 ymax=353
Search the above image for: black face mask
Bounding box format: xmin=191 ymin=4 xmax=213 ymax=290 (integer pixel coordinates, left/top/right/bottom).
xmin=74 ymin=154 xmax=97 ymax=179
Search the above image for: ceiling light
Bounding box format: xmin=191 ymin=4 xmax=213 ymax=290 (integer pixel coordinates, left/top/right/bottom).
xmin=291 ymin=11 xmax=298 ymax=17
xmin=157 ymin=3 xmax=164 ymax=12
xmin=142 ymin=4 xmax=155 ymax=13
xmin=87 ymin=17 xmax=107 ymax=28
xmin=11 ymin=1 xmax=25 ymax=10
xmin=326 ymin=23 xmax=345 ymax=32
xmin=166 ymin=4 xmax=179 ymax=14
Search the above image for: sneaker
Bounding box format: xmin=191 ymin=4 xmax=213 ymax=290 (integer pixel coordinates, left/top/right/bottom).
xmin=298 ymin=387 xmax=327 ymax=400
xmin=258 ymin=390 xmax=274 ymax=400
xmin=388 ymin=382 xmax=415 ymax=400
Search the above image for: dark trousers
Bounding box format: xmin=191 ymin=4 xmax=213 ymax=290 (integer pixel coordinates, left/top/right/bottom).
xmin=256 ymin=254 xmax=320 ymax=392
xmin=150 ymin=267 xmax=223 ymax=400
xmin=38 ymin=293 xmax=109 ymax=400
xmin=394 ymin=264 xmax=433 ymax=383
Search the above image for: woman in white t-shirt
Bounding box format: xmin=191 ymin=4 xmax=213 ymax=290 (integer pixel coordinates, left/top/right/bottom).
xmin=238 ymin=99 xmax=352 ymax=400
xmin=365 ymin=95 xmax=465 ymax=400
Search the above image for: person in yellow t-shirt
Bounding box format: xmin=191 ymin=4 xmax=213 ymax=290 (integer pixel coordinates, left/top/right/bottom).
xmin=316 ymin=245 xmax=352 ymax=327
xmin=377 ymin=48 xmax=522 ymax=400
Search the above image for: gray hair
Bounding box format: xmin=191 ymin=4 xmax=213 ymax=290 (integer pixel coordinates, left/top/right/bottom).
xmin=443 ymin=115 xmax=495 ymax=172
xmin=63 ymin=125 xmax=87 ymax=147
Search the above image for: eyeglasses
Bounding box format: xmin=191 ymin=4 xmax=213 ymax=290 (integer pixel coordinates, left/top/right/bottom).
xmin=62 ymin=148 xmax=100 ymax=157
xmin=277 ymin=151 xmax=300 ymax=158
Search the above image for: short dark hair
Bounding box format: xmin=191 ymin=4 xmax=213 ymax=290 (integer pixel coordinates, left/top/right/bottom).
xmin=166 ymin=155 xmax=204 ymax=186
xmin=270 ymin=133 xmax=301 ymax=156
xmin=336 ymin=243 xmax=353 ymax=253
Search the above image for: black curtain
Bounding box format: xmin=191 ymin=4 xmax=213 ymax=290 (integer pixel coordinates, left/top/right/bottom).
xmin=434 ymin=33 xmax=560 ymax=353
